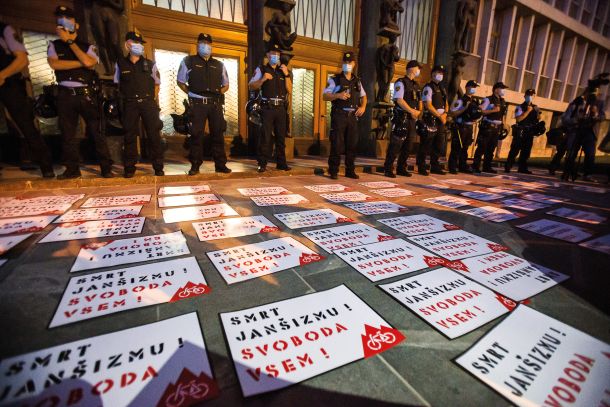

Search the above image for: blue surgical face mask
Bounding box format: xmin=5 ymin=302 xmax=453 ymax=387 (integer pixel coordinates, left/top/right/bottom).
xmin=525 ymin=95 xmax=533 ymax=103
xmin=343 ymin=63 xmax=353 ymax=73
xmin=130 ymin=43 xmax=144 ymax=56
xmin=269 ymin=54 xmax=280 ymax=65
xmin=468 ymin=87 xmax=476 ymax=95
xmin=57 ymin=17 xmax=75 ymax=33
xmin=434 ymin=74 xmax=443 ymax=82
xmin=198 ymin=43 xmax=212 ymax=57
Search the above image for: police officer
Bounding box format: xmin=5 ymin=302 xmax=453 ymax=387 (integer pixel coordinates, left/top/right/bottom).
xmin=383 ymin=60 xmax=422 ymax=178
xmin=472 ymin=81 xmax=508 ymax=174
xmin=47 ymin=5 xmax=113 ymax=179
xmin=561 ymin=87 xmax=605 ymax=182
xmin=448 ymin=80 xmax=480 ymax=174
xmin=114 ymin=32 xmax=164 ymax=178
xmin=177 ymin=33 xmax=231 ymax=175
xmin=323 ymin=52 xmax=366 ymax=180
xmin=418 ymin=65 xmax=448 ymax=176
xmin=505 ymin=89 xmax=540 ymax=174
xmin=0 ymin=21 xmax=54 ymax=178
xmin=248 ymin=43 xmax=292 ymax=173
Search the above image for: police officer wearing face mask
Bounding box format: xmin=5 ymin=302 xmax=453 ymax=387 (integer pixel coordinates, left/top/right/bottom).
xmin=48 ymin=5 xmax=113 ymax=179
xmin=177 ymin=33 xmax=231 ymax=176
xmin=472 ymin=81 xmax=508 ymax=174
xmin=505 ymin=89 xmax=540 ymax=174
xmin=248 ymin=43 xmax=292 ymax=173
xmin=448 ymin=80 xmax=480 ymax=174
xmin=0 ymin=21 xmax=54 ymax=178
xmin=419 ymin=65 xmax=448 ymax=176
xmin=383 ymin=60 xmax=422 ymax=178
xmin=114 ymin=32 xmax=164 ymax=178
xmin=323 ymin=52 xmax=367 ymax=180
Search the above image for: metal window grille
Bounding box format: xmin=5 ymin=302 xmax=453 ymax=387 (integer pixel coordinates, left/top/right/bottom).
xmin=291 ymin=0 xmax=355 ymax=46
xmin=142 ymin=0 xmax=246 ymax=24
xmin=291 ymin=68 xmax=315 ymax=137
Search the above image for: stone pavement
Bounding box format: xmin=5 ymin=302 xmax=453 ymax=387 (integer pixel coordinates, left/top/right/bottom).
xmin=0 ymin=165 xmax=609 ymax=406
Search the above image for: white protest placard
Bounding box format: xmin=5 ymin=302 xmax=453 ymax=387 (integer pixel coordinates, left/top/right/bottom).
xmin=194 ymin=216 xmax=279 ymax=241
xmin=238 ymin=186 xmax=290 ymax=196
xmin=0 ymin=202 xmax=72 ymax=219
xmin=0 ymin=233 xmax=31 ymax=255
xmin=0 ymin=259 xmax=6 ymax=267
xmin=158 ymin=194 xmax=221 ymax=208
xmin=0 ymin=312 xmax=219 ymax=406
xmin=301 ymin=223 xmax=393 ymax=253
xmin=304 ymin=184 xmax=351 ymax=193
xmin=207 ymin=236 xmax=324 ymax=284
xmin=70 ymin=231 xmax=190 ymax=272
xmin=460 ymin=206 xmax=522 ymax=223
xmin=511 ymin=180 xmax=548 ymax=189
xmin=516 ymin=219 xmax=594 ymax=243
xmin=158 ymin=184 xmax=211 ymax=195
xmin=443 ymin=178 xmax=472 ymax=185
xmin=443 ymin=251 xmax=568 ymax=301
xmin=423 ymin=195 xmax=472 ymax=209
xmin=162 ymin=203 xmax=239 ymax=223
xmin=424 ymin=183 xmax=451 ymax=190
xmin=250 ymin=194 xmax=309 ymax=207
xmin=455 ymin=305 xmax=610 ymax=407
xmin=520 ymin=193 xmax=566 ymax=204
xmin=334 ymin=238 xmax=437 ymax=282
xmin=0 ymin=194 xmax=84 ymax=208
xmin=39 ymin=218 xmax=145 ymax=243
xmin=546 ymin=207 xmax=607 ymax=225
xmin=484 ymin=187 xmax=526 ymax=196
xmin=378 ymin=214 xmax=460 ymax=236
xmin=461 ymin=191 xmax=505 ymax=201
xmin=408 ymin=229 xmax=508 ymax=261
xmin=579 ymin=234 xmax=610 ymax=255
xmin=81 ymin=195 xmax=151 ymax=208
xmin=0 ymin=215 xmax=56 ymax=235
xmin=54 ymin=206 xmax=142 ymax=223
xmin=371 ymin=188 xmax=417 ymax=198
xmin=320 ymin=192 xmax=375 ymax=203
xmin=51 ymin=257 xmax=210 ymax=328
xmin=379 ymin=267 xmax=512 ymax=339
xmin=220 ymin=285 xmax=405 ymax=397
xmin=571 ymin=185 xmax=608 ymax=194
xmin=501 ymin=198 xmax=550 ymax=212
xmin=274 ymin=208 xmax=353 ymax=230
xmin=344 ymin=201 xmax=408 ymax=215
xmin=359 ymin=181 xmax=398 ymax=189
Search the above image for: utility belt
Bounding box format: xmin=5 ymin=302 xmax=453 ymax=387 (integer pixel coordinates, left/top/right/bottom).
xmin=454 ymin=120 xmax=474 ymax=128
xmin=124 ymin=95 xmax=154 ymax=103
xmin=261 ymin=97 xmax=287 ymax=108
xmin=189 ymin=95 xmax=220 ymax=105
xmin=58 ymin=85 xmax=95 ymax=96
xmin=480 ymin=120 xmax=502 ymax=129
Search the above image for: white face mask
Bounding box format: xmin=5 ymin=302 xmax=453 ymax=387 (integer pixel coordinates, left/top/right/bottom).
xmin=269 ymin=54 xmax=280 ymax=65
xmin=468 ymin=88 xmax=476 ymax=95
xmin=525 ymin=95 xmax=534 ymax=104
xmin=434 ymin=74 xmax=443 ymax=82
xmin=343 ymin=63 xmax=353 ymax=73
xmin=130 ymin=43 xmax=144 ymax=56
xmin=498 ymin=89 xmax=506 ymax=97
xmin=57 ymin=17 xmax=75 ymax=33
xmin=414 ymin=69 xmax=421 ymax=77
xmin=198 ymin=43 xmax=212 ymax=57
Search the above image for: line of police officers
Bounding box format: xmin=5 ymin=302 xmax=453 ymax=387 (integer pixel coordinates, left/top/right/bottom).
xmin=0 ymin=6 xmax=570 ymax=180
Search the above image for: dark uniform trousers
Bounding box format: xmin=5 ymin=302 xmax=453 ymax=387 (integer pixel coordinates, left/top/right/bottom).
xmin=57 ymin=88 xmax=112 ymax=172
xmin=472 ymin=123 xmax=500 ymax=170
xmin=549 ymin=135 xmax=571 ymax=172
xmin=0 ymin=79 xmax=52 ymax=170
xmin=505 ymin=127 xmax=534 ymax=171
xmin=122 ymin=98 xmax=164 ymax=172
xmin=384 ymin=118 xmax=415 ymax=172
xmin=448 ymin=123 xmax=473 ymax=171
xmin=258 ymin=105 xmax=288 ymax=168
xmin=416 ymin=124 xmax=444 ymax=170
xmin=563 ymin=127 xmax=597 ymax=176
xmin=189 ymin=100 xmax=227 ymax=169
xmin=329 ymin=110 xmax=358 ymax=175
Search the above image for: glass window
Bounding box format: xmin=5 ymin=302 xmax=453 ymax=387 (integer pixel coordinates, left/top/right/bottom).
xmin=291 ymin=68 xmax=315 ymax=138
xmin=154 ymin=50 xmax=189 ymax=136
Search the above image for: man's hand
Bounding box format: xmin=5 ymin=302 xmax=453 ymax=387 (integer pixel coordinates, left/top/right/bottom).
xmin=440 ymin=113 xmax=447 ymax=125
xmin=355 ymin=105 xmax=365 ymax=117
xmin=56 ymin=27 xmax=77 ymax=43
xmin=280 ymin=64 xmax=289 ymax=76
xmin=412 ymin=109 xmax=421 ymax=119
xmin=263 ymin=72 xmax=273 ymax=81
xmin=337 ymin=91 xmax=350 ymax=100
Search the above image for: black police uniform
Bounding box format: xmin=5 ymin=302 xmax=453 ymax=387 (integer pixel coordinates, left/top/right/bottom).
xmin=0 ymin=22 xmax=53 ymax=176
xmin=448 ymin=94 xmax=477 ymax=172
xmin=258 ymin=63 xmax=289 ymax=169
xmin=473 ymin=94 xmax=506 ymax=171
xmin=328 ymin=72 xmax=363 ymax=176
xmin=505 ymin=101 xmax=539 ymax=172
xmin=116 ymin=55 xmax=164 ymax=175
xmin=384 ymin=76 xmax=419 ymax=174
xmin=183 ymin=54 xmax=228 ymax=171
xmin=52 ymin=39 xmax=112 ymax=175
xmin=418 ymin=80 xmax=447 ymax=171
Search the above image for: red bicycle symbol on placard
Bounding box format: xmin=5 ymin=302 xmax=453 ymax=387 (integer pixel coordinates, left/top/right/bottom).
xmin=178 ymin=285 xmax=207 ymax=298
xmin=366 ymin=330 xmax=397 ymax=351
xmin=163 ymin=379 xmax=210 ymax=407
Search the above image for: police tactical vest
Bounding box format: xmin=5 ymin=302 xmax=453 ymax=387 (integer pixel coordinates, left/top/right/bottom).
xmin=331 ymin=73 xmax=360 ymax=109
xmin=426 ymin=81 xmax=446 ymax=110
xmin=117 ymin=56 xmax=155 ymax=99
xmin=518 ymin=101 xmax=538 ymax=126
xmin=185 ymin=55 xmax=224 ymax=96
xmin=485 ymin=94 xmax=506 ymax=121
xmin=260 ymin=64 xmax=287 ymax=99
xmin=398 ymin=77 xmax=420 ymax=110
xmin=52 ymin=39 xmax=96 ymax=85
xmin=0 ymin=22 xmax=20 ymax=82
